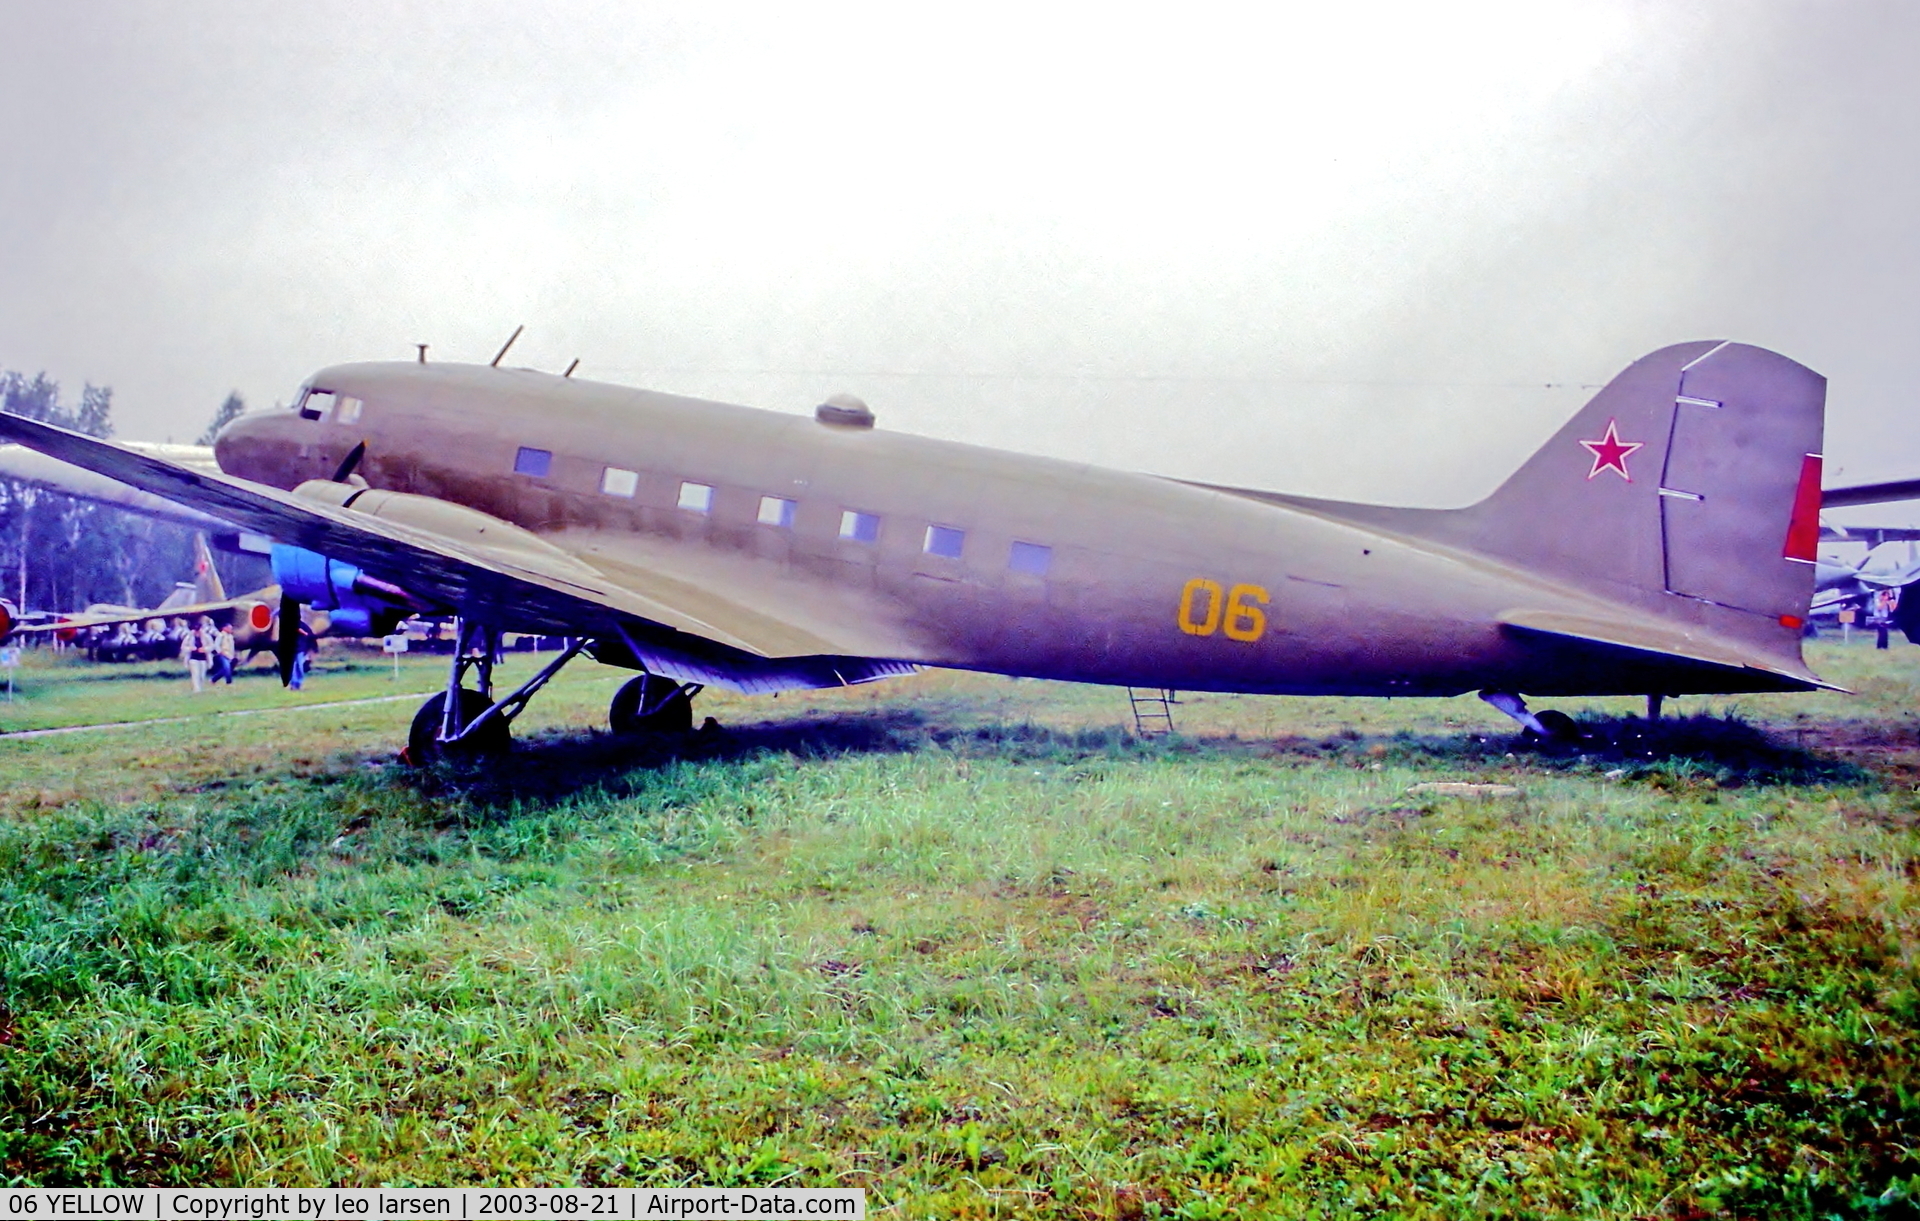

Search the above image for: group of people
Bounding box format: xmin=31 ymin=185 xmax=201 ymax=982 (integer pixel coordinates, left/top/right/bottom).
xmin=178 ymin=616 xmax=239 ymax=692
xmin=90 ymin=616 xmax=194 ymax=663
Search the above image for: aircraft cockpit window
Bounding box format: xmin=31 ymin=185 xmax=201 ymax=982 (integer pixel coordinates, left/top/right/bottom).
xmin=1009 ymin=541 xmax=1052 ymax=576
xmin=677 ymin=481 xmax=713 ymax=513
xmin=514 ymin=447 xmax=553 ymax=478
xmin=333 ymin=396 xmax=363 ymax=424
xmin=601 ymin=467 xmax=639 ymax=497
xmin=924 ymin=525 xmax=965 ymax=558
xmin=839 ymin=510 xmax=880 ymax=543
xmin=298 ymin=389 xmax=334 ymax=421
xmin=758 ymin=496 xmax=796 ymax=527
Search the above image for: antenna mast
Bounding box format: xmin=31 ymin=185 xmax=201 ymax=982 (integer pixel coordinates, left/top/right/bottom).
xmin=490 ymin=325 xmax=525 ymax=368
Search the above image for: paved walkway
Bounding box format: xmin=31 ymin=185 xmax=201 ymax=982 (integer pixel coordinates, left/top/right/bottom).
xmin=0 ymin=691 xmax=438 ymax=740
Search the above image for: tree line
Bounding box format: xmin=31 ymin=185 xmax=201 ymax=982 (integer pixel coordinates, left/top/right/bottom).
xmin=0 ymin=371 xmax=266 ymax=613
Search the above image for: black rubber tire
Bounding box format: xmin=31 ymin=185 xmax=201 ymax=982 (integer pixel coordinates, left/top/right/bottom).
xmin=407 ymin=689 xmax=511 ymax=765
xmin=609 ymin=674 xmax=694 ymax=735
xmin=1532 ymin=709 xmax=1582 ymax=743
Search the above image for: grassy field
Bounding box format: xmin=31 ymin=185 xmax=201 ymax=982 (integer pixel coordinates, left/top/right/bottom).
xmin=0 ymin=640 xmax=1916 ymax=1217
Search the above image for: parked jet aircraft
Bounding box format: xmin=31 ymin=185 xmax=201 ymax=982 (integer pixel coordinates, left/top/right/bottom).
xmin=1 ymin=533 xmax=267 ymax=653
xmin=0 ymin=339 xmax=1831 ymax=762
xmin=0 ymin=531 xmax=331 ymax=662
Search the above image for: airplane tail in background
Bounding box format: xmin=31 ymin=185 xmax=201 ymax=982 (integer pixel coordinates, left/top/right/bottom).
xmin=192 ymin=531 xmax=226 ymax=604
xmin=1444 ymin=340 xmax=1826 ymax=669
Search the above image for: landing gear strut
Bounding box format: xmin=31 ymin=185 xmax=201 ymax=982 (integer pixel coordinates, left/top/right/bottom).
xmin=1479 ymin=690 xmax=1580 ymax=742
xmin=405 ymin=619 xmax=588 ymax=765
xmin=609 ymin=673 xmax=703 ymax=735
xmin=401 ymin=621 xmax=712 ymax=766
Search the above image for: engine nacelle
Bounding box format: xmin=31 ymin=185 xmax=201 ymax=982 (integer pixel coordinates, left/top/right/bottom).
xmin=270 ymin=544 xmax=413 ymax=639
xmin=272 ymin=544 xmax=366 ymax=611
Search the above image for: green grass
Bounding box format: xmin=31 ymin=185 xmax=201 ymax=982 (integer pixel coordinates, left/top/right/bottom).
xmin=0 ymin=640 xmax=1916 ymax=1217
xmin=0 ymin=648 xmax=442 ymax=734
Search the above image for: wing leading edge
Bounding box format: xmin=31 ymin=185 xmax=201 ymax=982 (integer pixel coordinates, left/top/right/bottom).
xmin=0 ymin=413 xmax=914 ymax=693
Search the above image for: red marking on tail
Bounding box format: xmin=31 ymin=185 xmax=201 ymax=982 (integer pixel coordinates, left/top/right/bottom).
xmin=1783 ymin=453 xmax=1822 ymax=563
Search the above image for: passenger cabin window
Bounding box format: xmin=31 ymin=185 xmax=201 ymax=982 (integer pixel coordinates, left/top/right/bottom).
xmin=1009 ymin=541 xmax=1052 ymax=576
xmin=839 ymin=510 xmax=880 ymax=543
xmin=678 ymin=482 xmax=713 ymax=513
xmin=514 ymin=447 xmax=553 ymax=478
xmin=758 ymin=495 xmax=796 ymax=527
xmin=601 ymin=467 xmax=639 ymax=497
xmin=298 ymin=389 xmax=334 ymax=421
xmin=333 ymin=396 xmax=363 ymax=424
xmin=924 ymin=525 xmax=965 ymax=558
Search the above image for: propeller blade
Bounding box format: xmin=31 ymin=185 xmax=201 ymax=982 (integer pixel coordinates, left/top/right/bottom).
xmin=275 ymin=595 xmax=301 ymax=686
xmin=331 ymin=440 xmax=368 ymax=484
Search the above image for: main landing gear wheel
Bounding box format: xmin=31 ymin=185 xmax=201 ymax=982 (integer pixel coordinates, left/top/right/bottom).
xmin=609 ymin=674 xmax=694 ymax=735
xmin=408 ymin=689 xmax=512 ymax=765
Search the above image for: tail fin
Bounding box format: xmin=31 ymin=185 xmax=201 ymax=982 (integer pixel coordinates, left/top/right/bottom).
xmin=1447 ymin=340 xmax=1826 ymax=665
xmin=191 ymin=531 xmax=226 ymax=603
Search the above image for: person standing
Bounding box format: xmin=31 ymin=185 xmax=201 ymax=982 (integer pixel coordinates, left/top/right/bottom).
xmin=181 ymin=616 xmax=214 ymax=693
xmin=288 ymin=620 xmax=318 ymax=690
xmin=212 ymin=623 xmax=237 ymax=683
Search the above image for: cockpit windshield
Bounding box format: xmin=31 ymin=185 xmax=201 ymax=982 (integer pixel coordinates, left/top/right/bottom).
xmin=293 ymin=387 xmax=362 ymax=423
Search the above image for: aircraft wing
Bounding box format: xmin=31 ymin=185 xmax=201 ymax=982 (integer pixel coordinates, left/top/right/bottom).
xmin=0 ymin=414 xmax=914 ymax=692
xmin=1824 ymin=478 xmax=1920 ymax=508
xmin=0 ymin=442 xmax=236 ymax=531
xmin=7 ymin=597 xmax=268 ymax=637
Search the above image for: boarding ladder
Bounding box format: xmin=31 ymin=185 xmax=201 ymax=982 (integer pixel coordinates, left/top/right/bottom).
xmin=1127 ymin=688 xmax=1179 ymax=737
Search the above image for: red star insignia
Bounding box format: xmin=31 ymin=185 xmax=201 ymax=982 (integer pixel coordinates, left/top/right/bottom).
xmin=1579 ymin=418 xmax=1643 ymax=481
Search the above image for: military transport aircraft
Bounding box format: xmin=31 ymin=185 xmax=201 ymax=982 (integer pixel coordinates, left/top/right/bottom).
xmin=0 ymin=339 xmax=1830 ymax=763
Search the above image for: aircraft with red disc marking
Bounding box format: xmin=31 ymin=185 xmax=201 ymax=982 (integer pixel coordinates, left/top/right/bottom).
xmin=0 ymin=532 xmax=286 ymax=656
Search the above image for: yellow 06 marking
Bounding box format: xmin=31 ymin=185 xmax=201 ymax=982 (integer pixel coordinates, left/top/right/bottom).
xmin=1178 ymin=578 xmax=1269 ymax=642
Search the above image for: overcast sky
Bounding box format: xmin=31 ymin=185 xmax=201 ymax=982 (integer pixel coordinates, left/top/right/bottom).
xmin=1 ymin=1 xmax=1915 ymax=516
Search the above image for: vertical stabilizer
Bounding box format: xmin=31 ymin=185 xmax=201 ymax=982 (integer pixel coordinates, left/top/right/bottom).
xmin=192 ymin=531 xmax=226 ymax=603
xmin=1446 ymin=341 xmax=1825 ymax=664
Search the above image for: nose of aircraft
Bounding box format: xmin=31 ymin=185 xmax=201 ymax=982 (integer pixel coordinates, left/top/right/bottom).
xmin=212 ymin=409 xmax=300 ymax=486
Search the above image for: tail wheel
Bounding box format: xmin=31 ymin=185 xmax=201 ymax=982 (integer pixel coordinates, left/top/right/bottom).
xmin=609 ymin=674 xmax=694 ymax=735
xmin=407 ymin=689 xmax=511 ymax=765
xmin=1531 ymin=709 xmax=1582 ymax=743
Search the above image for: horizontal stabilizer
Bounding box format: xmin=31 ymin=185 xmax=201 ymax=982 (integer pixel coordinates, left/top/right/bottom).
xmin=1498 ymin=608 xmax=1843 ymax=693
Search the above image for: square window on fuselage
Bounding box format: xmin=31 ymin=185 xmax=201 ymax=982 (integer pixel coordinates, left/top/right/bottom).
xmin=334 ymin=396 xmax=363 ymax=424
xmin=1009 ymin=540 xmax=1052 ymax=575
xmin=678 ymin=481 xmax=714 ymax=513
xmin=758 ymin=495 xmax=796 ymax=527
xmin=924 ymin=524 xmax=965 ymax=558
xmin=514 ymin=447 xmax=553 ymax=478
xmin=602 ymin=467 xmax=639 ymax=497
xmin=839 ymin=510 xmax=880 ymax=542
